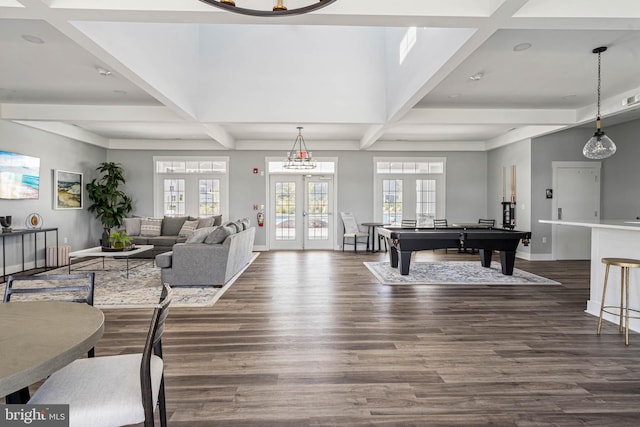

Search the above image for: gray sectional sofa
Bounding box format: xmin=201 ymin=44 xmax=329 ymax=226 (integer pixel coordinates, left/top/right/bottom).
xmin=155 ymin=219 xmax=255 ymax=287
xmin=122 ymin=215 xmax=222 ymax=258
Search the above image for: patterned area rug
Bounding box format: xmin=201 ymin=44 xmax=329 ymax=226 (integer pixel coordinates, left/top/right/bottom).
xmin=1 ymin=253 xmax=259 ymax=308
xmin=364 ymin=261 xmax=560 ymax=285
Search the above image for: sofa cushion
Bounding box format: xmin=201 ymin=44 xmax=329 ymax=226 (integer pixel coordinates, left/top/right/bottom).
xmin=131 ymin=236 xmax=149 ymax=245
xmin=123 ymin=217 xmax=142 ymax=236
xmin=178 ymin=220 xmax=199 ymax=237
xmin=185 ymin=226 xmax=217 ymax=244
xmin=204 ymin=225 xmax=235 ymax=244
xmin=197 ymin=216 xmax=215 ymax=229
xmin=145 ymin=236 xmax=179 ymax=246
xmin=140 ymin=218 xmax=162 ymax=237
xmin=155 ymin=252 xmax=172 ymax=268
xmin=162 ymin=216 xmax=188 ymax=236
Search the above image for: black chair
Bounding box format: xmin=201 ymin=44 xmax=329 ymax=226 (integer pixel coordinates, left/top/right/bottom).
xmin=432 ymin=219 xmax=449 ymax=252
xmin=4 ymin=272 xmax=96 ymax=359
xmin=433 ymin=219 xmax=448 ymax=228
xmin=4 ymin=272 xmax=95 ymax=305
xmin=478 ymin=218 xmax=495 ymax=228
xmin=29 ymin=283 xmax=173 ymax=427
xmin=400 ymin=219 xmax=417 ymax=228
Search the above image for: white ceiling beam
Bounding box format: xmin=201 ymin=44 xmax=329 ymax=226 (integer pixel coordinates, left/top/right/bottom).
xmin=359 ymin=124 xmax=386 ymax=150
xmin=402 ymin=108 xmax=576 ymax=125
xmin=201 ymin=124 xmax=235 ymax=150
xmin=485 ymin=125 xmax=566 ymax=150
xmin=12 ymin=120 xmax=110 ymax=147
xmin=1 ymin=104 xmax=184 ymax=122
xmin=107 ymin=139 xmax=227 ymax=150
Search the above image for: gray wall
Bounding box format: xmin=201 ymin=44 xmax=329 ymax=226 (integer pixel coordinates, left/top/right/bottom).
xmin=108 ymin=149 xmax=488 ymax=247
xmin=530 ymin=117 xmax=640 ymax=256
xmin=0 ymin=120 xmax=106 ymax=273
xmin=487 ymin=139 xmax=532 ymax=256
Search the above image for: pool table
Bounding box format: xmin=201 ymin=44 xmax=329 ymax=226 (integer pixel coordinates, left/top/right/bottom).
xmin=377 ymin=226 xmax=531 ymax=276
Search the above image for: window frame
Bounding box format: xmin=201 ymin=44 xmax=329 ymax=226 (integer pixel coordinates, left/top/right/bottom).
xmin=153 ymin=156 xmax=229 ymax=219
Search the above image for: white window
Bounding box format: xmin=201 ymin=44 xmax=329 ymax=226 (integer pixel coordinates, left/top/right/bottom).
xmin=153 ymin=156 xmax=229 ymax=219
xmin=375 ymin=158 xmax=446 ymax=226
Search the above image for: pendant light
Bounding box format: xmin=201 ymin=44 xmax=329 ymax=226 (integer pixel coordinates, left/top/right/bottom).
xmin=583 ymin=46 xmax=616 ymax=159
xmin=199 ymin=0 xmax=336 ymax=17
xmin=284 ymin=127 xmax=316 ymax=169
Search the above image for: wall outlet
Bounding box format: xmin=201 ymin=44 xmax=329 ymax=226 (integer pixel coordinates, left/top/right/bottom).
xmin=542 ymin=237 xmax=547 ymax=243
xmin=63 ymin=237 xmax=68 ymax=244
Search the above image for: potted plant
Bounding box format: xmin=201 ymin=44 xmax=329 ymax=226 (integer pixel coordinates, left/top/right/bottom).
xmin=86 ymin=162 xmax=133 ymax=247
xmin=107 ymin=230 xmax=133 ymax=250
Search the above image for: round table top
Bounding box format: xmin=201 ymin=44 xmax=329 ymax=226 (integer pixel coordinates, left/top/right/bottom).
xmin=0 ymin=301 xmax=105 ymax=397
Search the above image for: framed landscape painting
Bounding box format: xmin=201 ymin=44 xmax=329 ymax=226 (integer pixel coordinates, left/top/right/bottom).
xmin=54 ymin=170 xmax=83 ymax=209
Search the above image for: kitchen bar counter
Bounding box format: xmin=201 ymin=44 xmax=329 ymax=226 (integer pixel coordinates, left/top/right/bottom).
xmin=540 ymin=219 xmax=640 ymax=332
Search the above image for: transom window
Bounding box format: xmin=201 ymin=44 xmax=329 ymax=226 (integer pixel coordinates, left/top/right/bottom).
xmin=374 ymin=158 xmax=446 ymax=227
xmin=154 ymin=156 xmax=228 ymax=219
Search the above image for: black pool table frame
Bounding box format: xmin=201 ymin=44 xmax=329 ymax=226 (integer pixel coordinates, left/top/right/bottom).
xmin=377 ymin=226 xmax=531 ymax=276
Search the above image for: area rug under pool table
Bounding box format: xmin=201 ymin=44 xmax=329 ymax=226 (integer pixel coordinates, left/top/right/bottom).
xmin=364 ymin=261 xmax=560 ymax=285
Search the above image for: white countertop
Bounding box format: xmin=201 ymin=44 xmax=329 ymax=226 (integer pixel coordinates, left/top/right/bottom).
xmin=539 ymin=219 xmax=640 ymax=231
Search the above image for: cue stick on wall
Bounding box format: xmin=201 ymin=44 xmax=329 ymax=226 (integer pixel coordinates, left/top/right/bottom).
xmin=510 ymin=165 xmax=516 ymax=203
xmin=502 ymin=166 xmax=506 ymax=202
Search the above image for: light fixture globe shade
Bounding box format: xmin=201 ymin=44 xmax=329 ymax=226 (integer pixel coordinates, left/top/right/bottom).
xmin=583 ymin=130 xmax=617 ymax=159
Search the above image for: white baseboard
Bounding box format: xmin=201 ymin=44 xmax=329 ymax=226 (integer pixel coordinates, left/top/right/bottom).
xmin=520 ymin=253 xmax=554 ymax=261
xmin=586 ymin=300 xmax=640 ymax=333
xmin=1 ymin=260 xmax=43 ymax=276
xmin=252 ymin=245 xmax=269 ymax=252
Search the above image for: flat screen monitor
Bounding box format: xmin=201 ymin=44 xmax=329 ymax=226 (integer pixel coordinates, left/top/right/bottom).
xmin=0 ymin=150 xmax=40 ymax=199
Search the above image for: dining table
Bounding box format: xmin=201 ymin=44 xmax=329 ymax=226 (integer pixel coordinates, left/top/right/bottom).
xmin=0 ymin=301 xmax=105 ymax=403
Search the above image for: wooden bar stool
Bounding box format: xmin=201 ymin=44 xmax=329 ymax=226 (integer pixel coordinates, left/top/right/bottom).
xmin=597 ymin=258 xmax=640 ymax=345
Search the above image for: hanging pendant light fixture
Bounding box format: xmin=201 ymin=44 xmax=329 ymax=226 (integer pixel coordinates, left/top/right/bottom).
xmin=583 ymin=46 xmax=617 ymax=160
xmin=284 ymin=127 xmax=317 ymax=170
xmin=199 ymin=0 xmax=336 ymax=17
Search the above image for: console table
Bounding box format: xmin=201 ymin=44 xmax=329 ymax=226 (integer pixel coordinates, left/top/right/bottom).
xmin=1 ymin=227 xmax=59 ymax=282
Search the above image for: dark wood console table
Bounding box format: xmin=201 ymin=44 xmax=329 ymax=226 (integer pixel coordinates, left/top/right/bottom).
xmin=1 ymin=228 xmax=59 ymax=282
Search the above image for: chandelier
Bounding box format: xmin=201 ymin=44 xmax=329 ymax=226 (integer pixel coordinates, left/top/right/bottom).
xmin=583 ymin=46 xmax=616 ymax=159
xmin=199 ymin=0 xmax=337 ymax=17
xmin=284 ymin=127 xmax=316 ymax=169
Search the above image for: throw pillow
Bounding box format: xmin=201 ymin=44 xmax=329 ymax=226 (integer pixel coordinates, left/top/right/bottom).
xmin=162 ymin=216 xmax=188 ymax=236
xmin=222 ymin=221 xmax=241 ymax=233
xmin=185 ymin=226 xmax=217 ymax=244
xmin=197 ymin=216 xmax=215 ymax=229
xmin=240 ymin=217 xmax=250 ymax=230
xmin=178 ymin=220 xmax=199 ymax=237
xmin=123 ymin=217 xmax=141 ymax=236
xmin=204 ymin=225 xmax=235 ymax=244
xmin=140 ymin=218 xmax=162 ymax=237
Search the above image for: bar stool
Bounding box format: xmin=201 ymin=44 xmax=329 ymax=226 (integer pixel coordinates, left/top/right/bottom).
xmin=597 ymin=257 xmax=640 ymax=345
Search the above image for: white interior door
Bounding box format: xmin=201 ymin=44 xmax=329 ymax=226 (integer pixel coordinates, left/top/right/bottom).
xmin=269 ymin=174 xmax=334 ymax=250
xmin=552 ymin=162 xmax=601 ymax=260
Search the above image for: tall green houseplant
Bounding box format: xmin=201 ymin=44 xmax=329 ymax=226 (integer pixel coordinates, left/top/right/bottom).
xmin=86 ymin=162 xmax=133 ymax=246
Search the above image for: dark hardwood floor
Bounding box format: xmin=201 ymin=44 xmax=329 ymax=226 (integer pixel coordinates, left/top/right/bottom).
xmin=95 ymin=250 xmax=640 ymax=426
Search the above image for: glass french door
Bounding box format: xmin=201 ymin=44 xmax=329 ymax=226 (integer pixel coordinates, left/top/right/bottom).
xmin=269 ymin=174 xmax=334 ymax=250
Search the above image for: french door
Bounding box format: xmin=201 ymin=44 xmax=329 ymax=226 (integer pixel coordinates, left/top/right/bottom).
xmin=269 ymin=174 xmax=334 ymax=250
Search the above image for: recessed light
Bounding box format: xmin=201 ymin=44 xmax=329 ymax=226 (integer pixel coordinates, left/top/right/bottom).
xmin=448 ymin=93 xmax=461 ymax=98
xmin=469 ymin=72 xmax=484 ymax=81
xmin=96 ymin=67 xmax=112 ymax=76
xmin=513 ymin=42 xmax=532 ymax=52
xmin=562 ymin=94 xmax=577 ymax=100
xmin=21 ymin=34 xmax=44 ymax=44
xmin=113 ymin=90 xmax=128 ymax=95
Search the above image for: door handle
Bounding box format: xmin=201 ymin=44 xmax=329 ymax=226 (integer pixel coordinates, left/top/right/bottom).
xmin=558 ymin=207 xmax=562 ymax=220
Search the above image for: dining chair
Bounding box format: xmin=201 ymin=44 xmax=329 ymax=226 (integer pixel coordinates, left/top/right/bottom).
xmin=400 ymin=219 xmax=417 ymax=228
xmin=478 ymin=218 xmax=496 ymax=228
xmin=340 ymin=212 xmax=369 ymax=253
xmin=4 ymin=272 xmax=96 ymax=358
xmin=29 ymin=283 xmax=173 ymax=427
xmin=433 ymin=219 xmax=448 ymax=228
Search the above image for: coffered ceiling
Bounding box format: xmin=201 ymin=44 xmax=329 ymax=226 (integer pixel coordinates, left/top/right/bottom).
xmin=1 ymin=0 xmax=640 ymax=152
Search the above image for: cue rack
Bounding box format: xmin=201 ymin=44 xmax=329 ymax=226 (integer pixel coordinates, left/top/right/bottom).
xmin=501 ymin=165 xmax=516 ymax=229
